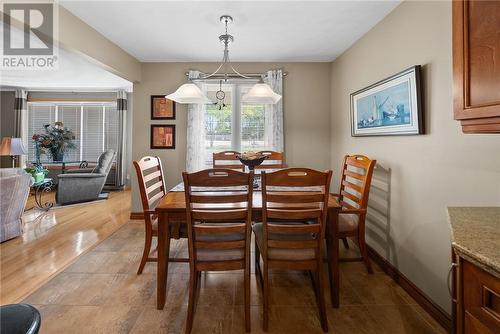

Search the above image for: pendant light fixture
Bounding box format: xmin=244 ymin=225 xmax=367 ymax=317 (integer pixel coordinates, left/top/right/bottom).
xmin=166 ymin=15 xmax=282 ymax=105
xmin=166 ymin=83 xmax=212 ymax=104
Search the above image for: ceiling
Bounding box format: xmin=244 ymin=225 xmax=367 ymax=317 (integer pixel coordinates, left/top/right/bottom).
xmin=0 ymin=23 xmax=132 ymax=91
xmin=60 ymin=0 xmax=401 ymax=62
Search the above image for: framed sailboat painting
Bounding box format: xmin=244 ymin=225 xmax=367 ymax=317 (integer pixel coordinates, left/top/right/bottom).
xmin=350 ymin=65 xmax=423 ymax=136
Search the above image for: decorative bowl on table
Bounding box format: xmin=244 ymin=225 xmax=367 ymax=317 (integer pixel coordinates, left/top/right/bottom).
xmin=237 ymin=152 xmax=267 ymax=171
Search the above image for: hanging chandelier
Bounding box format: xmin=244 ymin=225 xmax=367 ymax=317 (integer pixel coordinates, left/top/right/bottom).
xmin=166 ymin=15 xmax=282 ymax=105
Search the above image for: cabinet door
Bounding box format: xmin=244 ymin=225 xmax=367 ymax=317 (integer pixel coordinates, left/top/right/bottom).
xmin=465 ymin=310 xmax=496 ymax=334
xmin=453 ymin=0 xmax=500 ymax=133
xmin=459 ymin=259 xmax=500 ymax=334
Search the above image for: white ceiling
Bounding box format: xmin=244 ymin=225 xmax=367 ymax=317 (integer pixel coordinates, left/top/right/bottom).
xmin=60 ymin=0 xmax=401 ymax=62
xmin=0 ymin=23 xmax=133 ymax=91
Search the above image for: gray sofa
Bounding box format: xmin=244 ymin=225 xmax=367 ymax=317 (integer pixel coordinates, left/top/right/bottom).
xmin=56 ymin=150 xmax=115 ymax=205
xmin=0 ymin=168 xmax=33 ymax=242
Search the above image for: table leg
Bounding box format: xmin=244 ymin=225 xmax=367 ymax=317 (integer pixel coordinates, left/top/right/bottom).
xmin=327 ymin=208 xmax=340 ymax=308
xmin=157 ymin=211 xmax=170 ymax=310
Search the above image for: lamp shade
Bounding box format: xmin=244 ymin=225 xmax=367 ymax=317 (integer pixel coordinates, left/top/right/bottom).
xmin=165 ymin=83 xmax=212 ymax=104
xmin=0 ymin=137 xmax=27 ymax=156
xmin=242 ymin=83 xmax=282 ymax=104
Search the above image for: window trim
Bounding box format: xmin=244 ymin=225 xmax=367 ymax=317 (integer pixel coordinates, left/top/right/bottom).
xmin=205 ymin=82 xmax=262 ymax=152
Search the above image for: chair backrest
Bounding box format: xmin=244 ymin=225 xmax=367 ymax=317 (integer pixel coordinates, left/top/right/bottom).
xmin=212 ymin=151 xmax=244 ymax=171
xmin=254 ymin=150 xmax=285 ymax=170
xmin=261 ymin=168 xmax=332 ymax=266
xmin=337 ymin=155 xmax=376 ymax=211
xmin=133 ymin=156 xmax=166 ymax=212
xmin=182 ymin=169 xmax=254 ymax=269
xmin=94 ymin=149 xmax=116 ymax=175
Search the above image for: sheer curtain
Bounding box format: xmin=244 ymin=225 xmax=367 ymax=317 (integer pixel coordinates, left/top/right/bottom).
xmin=263 ymin=69 xmax=284 ymax=152
xmin=186 ymin=70 xmax=208 ymax=172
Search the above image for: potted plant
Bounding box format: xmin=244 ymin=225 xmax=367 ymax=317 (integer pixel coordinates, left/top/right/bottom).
xmin=25 ymin=164 xmax=48 ymax=183
xmin=32 ymin=122 xmax=76 ymax=162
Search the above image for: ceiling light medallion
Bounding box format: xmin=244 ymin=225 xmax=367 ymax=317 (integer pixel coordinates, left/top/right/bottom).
xmin=166 ymin=15 xmax=282 ymax=105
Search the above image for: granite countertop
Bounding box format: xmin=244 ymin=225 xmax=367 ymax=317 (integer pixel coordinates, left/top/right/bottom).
xmin=447 ymin=207 xmax=500 ymax=278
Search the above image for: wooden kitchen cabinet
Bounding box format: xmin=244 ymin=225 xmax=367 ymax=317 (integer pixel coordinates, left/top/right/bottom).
xmin=452 ymin=0 xmax=500 ymax=133
xmin=453 ymin=254 xmax=500 ymax=334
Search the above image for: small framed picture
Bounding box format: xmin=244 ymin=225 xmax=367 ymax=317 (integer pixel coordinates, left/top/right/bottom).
xmin=151 ymin=125 xmax=175 ymax=149
xmin=151 ymin=95 xmax=176 ymax=120
xmin=350 ymin=65 xmax=423 ymax=136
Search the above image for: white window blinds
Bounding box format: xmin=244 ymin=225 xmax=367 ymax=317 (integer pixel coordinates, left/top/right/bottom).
xmin=105 ymin=104 xmax=120 ymax=154
xmin=27 ymin=102 xmax=118 ymax=163
xmin=58 ymin=105 xmax=81 ymax=161
xmin=27 ymin=104 xmax=55 ymax=162
xmin=81 ymin=105 xmax=104 ymax=162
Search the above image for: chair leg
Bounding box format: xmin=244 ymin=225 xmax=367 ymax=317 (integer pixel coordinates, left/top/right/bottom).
xmin=358 ymin=231 xmax=373 ymax=274
xmin=341 ymin=237 xmax=349 ymax=249
xmin=137 ymin=225 xmax=152 ymax=275
xmin=316 ymin=266 xmax=328 ymax=332
xmin=326 ymin=234 xmax=340 ymax=308
xmin=254 ymin=242 xmax=265 ymax=289
xmin=308 ymin=270 xmax=318 ymax=300
xmin=244 ymin=263 xmax=251 ymax=332
xmin=185 ymin=269 xmax=198 ymax=334
xmin=254 ymin=237 xmax=260 ymax=275
xmin=263 ymin=262 xmax=269 ymax=332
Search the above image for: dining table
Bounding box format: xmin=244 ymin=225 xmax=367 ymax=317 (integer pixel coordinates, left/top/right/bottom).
xmin=154 ymin=179 xmax=342 ymax=310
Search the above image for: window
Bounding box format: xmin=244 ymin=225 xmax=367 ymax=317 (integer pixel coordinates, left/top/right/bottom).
xmin=203 ymin=83 xmax=266 ymax=166
xmin=27 ymin=102 xmax=119 ymax=163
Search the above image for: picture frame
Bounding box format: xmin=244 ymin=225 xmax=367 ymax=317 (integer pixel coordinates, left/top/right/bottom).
xmin=151 ymin=95 xmax=176 ymax=120
xmin=150 ymin=125 xmax=176 ymax=149
xmin=350 ymin=65 xmax=423 ymax=136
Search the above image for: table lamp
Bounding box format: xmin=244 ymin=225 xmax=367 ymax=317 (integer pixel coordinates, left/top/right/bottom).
xmin=0 ymin=137 xmax=28 ymax=168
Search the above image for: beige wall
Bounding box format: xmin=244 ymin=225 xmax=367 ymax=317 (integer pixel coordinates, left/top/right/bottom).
xmin=330 ymin=0 xmax=500 ymax=313
xmin=58 ymin=6 xmax=141 ymax=83
xmin=132 ymin=62 xmax=332 ymax=211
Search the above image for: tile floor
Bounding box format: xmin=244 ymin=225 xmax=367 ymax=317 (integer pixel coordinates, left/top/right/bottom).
xmin=24 ymin=220 xmax=447 ymax=334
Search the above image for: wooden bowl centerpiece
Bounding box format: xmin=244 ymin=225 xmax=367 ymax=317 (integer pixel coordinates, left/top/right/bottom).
xmin=237 ymin=152 xmax=267 ymax=171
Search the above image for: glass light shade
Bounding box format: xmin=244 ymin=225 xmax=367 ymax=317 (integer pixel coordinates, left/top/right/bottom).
xmin=0 ymin=137 xmax=27 ymax=156
xmin=242 ymin=83 xmax=282 ymax=104
xmin=165 ymin=83 xmax=212 ymax=104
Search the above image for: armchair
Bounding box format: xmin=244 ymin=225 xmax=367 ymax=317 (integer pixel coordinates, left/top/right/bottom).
xmin=0 ymin=168 xmax=33 ymax=242
xmin=56 ymin=150 xmax=115 ymax=205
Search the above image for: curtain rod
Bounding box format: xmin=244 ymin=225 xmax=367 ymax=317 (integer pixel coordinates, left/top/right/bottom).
xmin=28 ymin=98 xmax=117 ymax=103
xmin=184 ymin=72 xmax=288 ymax=79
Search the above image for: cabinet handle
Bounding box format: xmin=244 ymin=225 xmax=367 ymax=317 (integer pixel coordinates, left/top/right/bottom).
xmin=447 ymin=263 xmax=458 ymax=302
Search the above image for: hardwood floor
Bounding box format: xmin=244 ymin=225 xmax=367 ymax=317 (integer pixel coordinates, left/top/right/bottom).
xmin=0 ymin=190 xmax=131 ymax=304
xmin=19 ymin=217 xmax=446 ymax=333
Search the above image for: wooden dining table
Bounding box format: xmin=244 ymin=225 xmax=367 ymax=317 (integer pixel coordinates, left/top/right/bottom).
xmin=154 ymin=183 xmax=342 ymax=310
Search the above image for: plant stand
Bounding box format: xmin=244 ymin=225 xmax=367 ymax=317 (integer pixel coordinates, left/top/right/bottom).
xmin=30 ymin=178 xmax=54 ymax=211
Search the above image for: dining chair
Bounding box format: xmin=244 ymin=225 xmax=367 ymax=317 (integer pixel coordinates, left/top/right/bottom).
xmin=332 ymin=154 xmax=376 ymax=274
xmin=212 ymin=150 xmax=245 ymax=171
xmin=133 ymin=156 xmax=187 ymax=274
xmin=254 ymin=168 xmax=332 ymax=332
xmin=254 ymin=150 xmax=285 ymax=171
xmin=182 ymin=169 xmax=254 ymax=334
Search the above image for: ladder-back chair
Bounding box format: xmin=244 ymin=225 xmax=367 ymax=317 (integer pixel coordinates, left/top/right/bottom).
xmin=333 ymin=155 xmax=376 ymax=274
xmin=254 ymin=168 xmax=332 ymax=332
xmin=212 ymin=151 xmax=245 ymax=171
xmin=254 ymin=150 xmax=285 ymax=171
xmin=183 ymin=169 xmax=254 ymax=334
xmin=133 ymin=156 xmax=187 ymax=274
